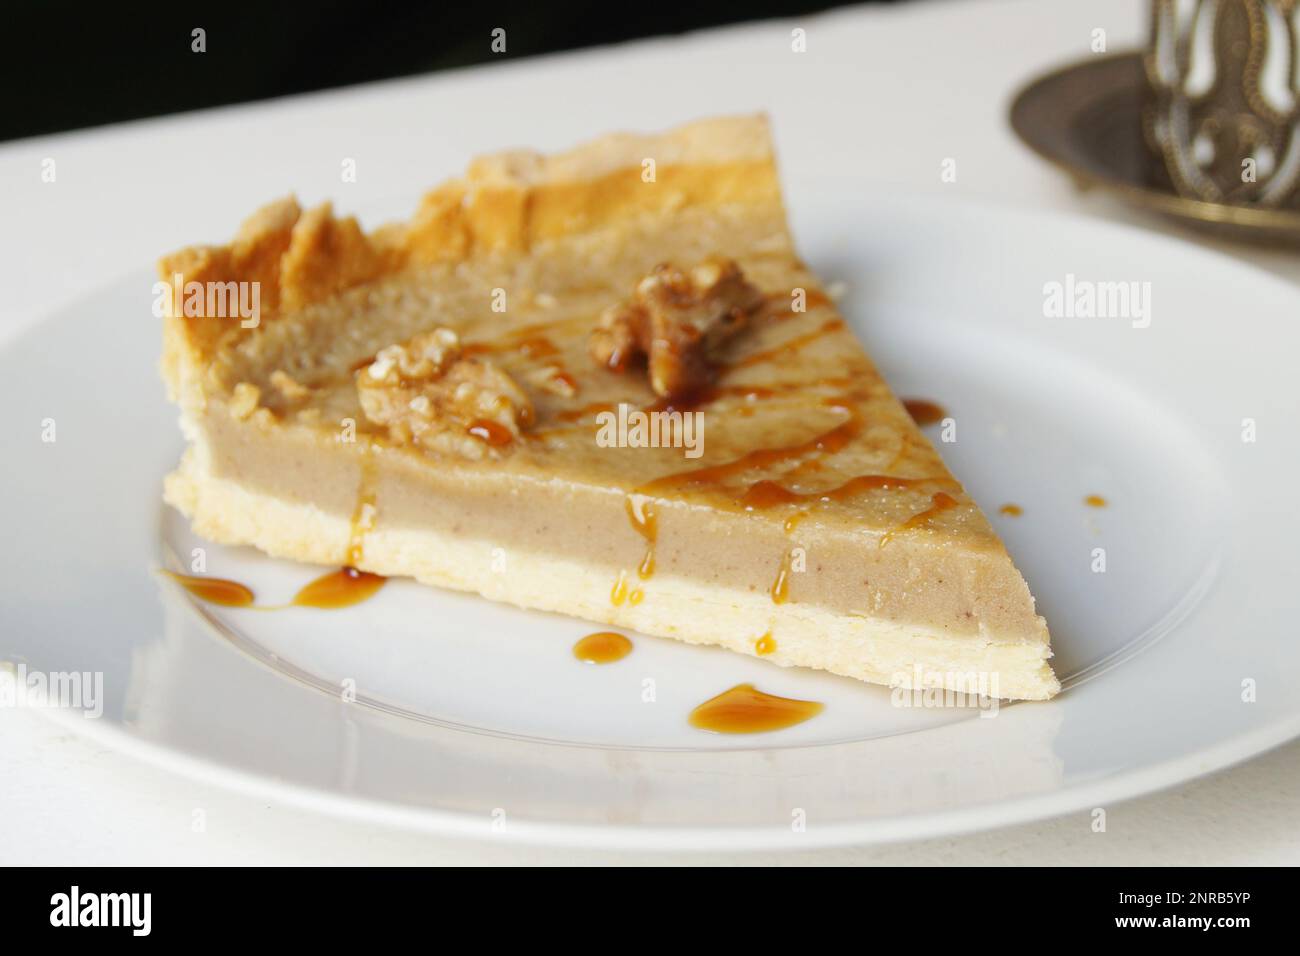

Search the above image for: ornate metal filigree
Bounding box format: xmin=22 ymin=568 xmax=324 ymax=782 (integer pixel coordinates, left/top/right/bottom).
xmin=1146 ymin=0 xmax=1300 ymax=207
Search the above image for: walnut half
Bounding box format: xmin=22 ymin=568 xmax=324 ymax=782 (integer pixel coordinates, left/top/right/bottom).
xmin=356 ymin=328 xmax=534 ymax=460
xmin=589 ymin=257 xmax=764 ymax=399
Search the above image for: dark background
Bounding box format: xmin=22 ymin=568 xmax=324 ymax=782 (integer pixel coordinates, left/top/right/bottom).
xmin=0 ymin=1 xmax=912 ymax=143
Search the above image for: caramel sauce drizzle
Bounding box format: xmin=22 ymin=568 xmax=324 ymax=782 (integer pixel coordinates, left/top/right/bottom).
xmin=641 ymin=401 xmax=863 ymax=495
xmin=610 ymin=569 xmax=629 ymax=606
xmin=554 ymin=400 xmax=617 ymax=424
xmin=462 ymin=333 xmax=559 ymax=360
xmin=625 ymin=495 xmax=657 ymax=580
xmin=172 ymin=455 xmax=387 ymax=613
xmin=553 ymin=379 xmax=846 ymax=427
xmin=573 ymin=631 xmax=633 ymax=664
xmin=164 ymin=572 xmax=255 ymax=608
xmin=636 ymin=551 xmax=655 ymax=579
xmin=723 ymin=318 xmax=845 ymax=373
xmin=689 ymin=683 xmax=823 ymax=734
xmin=764 ymin=289 xmax=833 ymax=320
xmin=740 ymin=474 xmax=953 ymax=510
xmin=550 ymin=370 xmax=579 ymax=394
xmin=754 ymin=632 xmax=776 ymax=656
xmin=902 ymin=398 xmax=947 ymax=426
xmin=770 ymin=550 xmax=794 ymax=605
xmin=466 ymin=419 xmax=514 ymax=447
xmin=638 ymin=390 xmax=965 ymax=561
xmin=292 ymin=566 xmax=386 ymax=609
xmin=347 ymin=458 xmax=377 ymax=567
xmin=880 ymin=491 xmax=960 ymax=547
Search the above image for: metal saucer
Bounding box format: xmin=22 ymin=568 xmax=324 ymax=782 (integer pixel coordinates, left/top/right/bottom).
xmin=1010 ymin=51 xmax=1300 ymax=245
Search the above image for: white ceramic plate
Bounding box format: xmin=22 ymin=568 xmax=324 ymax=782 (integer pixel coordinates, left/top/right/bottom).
xmin=4 ymin=188 xmax=1299 ymax=850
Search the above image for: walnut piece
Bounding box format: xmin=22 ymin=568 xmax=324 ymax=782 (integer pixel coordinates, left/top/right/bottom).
xmin=269 ymin=369 xmax=311 ymax=401
xmin=357 ymin=328 xmax=534 ymax=460
xmin=229 ymin=382 xmax=262 ymax=420
xmin=589 ymin=256 xmax=763 ymax=399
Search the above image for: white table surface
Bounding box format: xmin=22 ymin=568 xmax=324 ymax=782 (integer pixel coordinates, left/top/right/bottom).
xmin=3 ymin=0 xmax=1298 ymax=865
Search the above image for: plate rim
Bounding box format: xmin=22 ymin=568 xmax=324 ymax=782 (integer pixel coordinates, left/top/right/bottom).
xmin=6 ymin=189 xmax=1300 ymax=849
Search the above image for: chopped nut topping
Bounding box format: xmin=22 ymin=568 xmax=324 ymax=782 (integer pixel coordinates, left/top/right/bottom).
xmin=589 ymin=257 xmax=764 ymax=399
xmin=229 ymin=382 xmax=262 ymax=420
xmin=269 ymin=370 xmax=311 ymax=401
xmin=357 ymin=327 xmax=534 ymax=460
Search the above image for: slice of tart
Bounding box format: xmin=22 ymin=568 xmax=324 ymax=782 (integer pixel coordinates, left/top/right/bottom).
xmin=159 ymin=115 xmax=1058 ymax=700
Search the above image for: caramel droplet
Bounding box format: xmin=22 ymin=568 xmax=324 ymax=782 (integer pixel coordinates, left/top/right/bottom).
xmin=573 ymin=631 xmax=633 ymax=664
xmin=770 ymin=551 xmax=794 ymax=605
xmin=755 ymin=632 xmax=776 ymax=656
xmin=689 ymin=683 xmax=823 ymax=734
xmin=626 ymin=496 xmax=658 ymax=580
xmin=165 ymin=571 xmax=254 ymax=608
xmin=467 ymin=419 xmax=513 ymax=447
xmin=999 ymin=503 xmax=1023 ymax=517
xmin=610 ymin=570 xmax=629 ymax=606
xmin=902 ymin=398 xmax=946 ymax=426
xmin=637 ymin=551 xmax=655 ymax=579
xmin=1084 ymin=494 xmax=1107 ymax=508
xmin=881 ymin=491 xmax=960 ymax=546
xmin=293 ymin=567 xmax=386 ymax=609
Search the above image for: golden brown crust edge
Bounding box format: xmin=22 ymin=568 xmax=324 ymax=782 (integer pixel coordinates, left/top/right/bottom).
xmin=157 ymin=115 xmax=785 ymax=400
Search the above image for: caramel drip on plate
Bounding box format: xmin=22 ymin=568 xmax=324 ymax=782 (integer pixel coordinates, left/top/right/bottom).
xmin=293 ymin=567 xmax=386 ymax=609
xmin=999 ymin=503 xmax=1023 ymax=517
xmin=880 ymin=491 xmax=960 ymax=547
xmin=1084 ymin=494 xmax=1108 ymax=508
xmin=573 ymin=631 xmax=633 ymax=664
xmin=164 ymin=572 xmax=255 ymax=608
xmin=689 ymin=683 xmax=823 ymax=734
xmin=166 ymin=568 xmax=384 ymax=611
xmin=902 ymin=398 xmax=947 ymax=426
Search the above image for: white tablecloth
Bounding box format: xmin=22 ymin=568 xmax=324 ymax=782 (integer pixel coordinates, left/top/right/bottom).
xmin=3 ymin=0 xmax=1297 ymax=864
